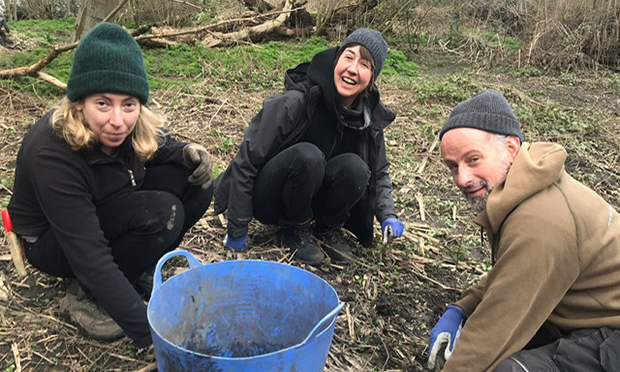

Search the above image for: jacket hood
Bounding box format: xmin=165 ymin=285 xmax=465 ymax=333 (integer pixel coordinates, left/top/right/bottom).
xmin=477 ymin=142 xmax=567 ymax=233
xmin=284 ymin=47 xmax=392 ymax=131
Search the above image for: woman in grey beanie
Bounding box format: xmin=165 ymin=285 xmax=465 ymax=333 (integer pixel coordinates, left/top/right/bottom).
xmin=214 ymin=28 xmax=405 ymax=265
xmin=7 ymin=22 xmax=214 ymax=348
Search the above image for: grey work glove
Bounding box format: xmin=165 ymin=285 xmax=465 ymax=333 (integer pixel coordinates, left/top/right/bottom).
xmin=182 ymin=143 xmax=213 ymax=189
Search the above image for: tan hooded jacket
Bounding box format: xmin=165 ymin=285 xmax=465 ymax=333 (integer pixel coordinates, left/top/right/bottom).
xmin=443 ymin=142 xmax=620 ymax=372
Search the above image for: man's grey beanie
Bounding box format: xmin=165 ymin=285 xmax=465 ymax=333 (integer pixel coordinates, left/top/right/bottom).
xmin=439 ymin=89 xmax=524 ymax=143
xmin=340 ymin=28 xmax=388 ymax=78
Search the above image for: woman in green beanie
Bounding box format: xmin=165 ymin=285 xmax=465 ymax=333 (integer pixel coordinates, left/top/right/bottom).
xmin=7 ymin=22 xmax=213 ymax=347
xmin=214 ymin=28 xmax=405 ymax=265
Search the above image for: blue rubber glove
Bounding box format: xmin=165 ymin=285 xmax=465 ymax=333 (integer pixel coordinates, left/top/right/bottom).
xmin=223 ymin=235 xmax=248 ymax=252
xmin=381 ymin=218 xmax=405 ymax=242
xmin=428 ymin=305 xmax=466 ymax=369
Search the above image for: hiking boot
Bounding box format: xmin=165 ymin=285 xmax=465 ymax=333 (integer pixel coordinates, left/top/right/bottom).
xmin=59 ymin=280 xmax=125 ymax=342
xmin=281 ymin=226 xmax=325 ymax=266
xmin=316 ymin=228 xmax=354 ymax=263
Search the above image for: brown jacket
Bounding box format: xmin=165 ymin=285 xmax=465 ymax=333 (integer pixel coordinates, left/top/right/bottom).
xmin=444 ymin=142 xmax=620 ymax=372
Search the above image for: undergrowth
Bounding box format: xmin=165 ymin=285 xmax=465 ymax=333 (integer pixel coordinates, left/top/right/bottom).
xmin=1 ymin=19 xmax=419 ymax=99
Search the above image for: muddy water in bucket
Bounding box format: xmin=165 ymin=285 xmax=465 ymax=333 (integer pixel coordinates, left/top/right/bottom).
xmin=147 ymin=250 xmax=344 ymax=372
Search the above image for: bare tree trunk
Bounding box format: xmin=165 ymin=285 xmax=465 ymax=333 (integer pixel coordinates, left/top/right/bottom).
xmin=70 ymin=0 xmax=118 ymax=42
xmin=9 ymin=0 xmax=17 ymax=21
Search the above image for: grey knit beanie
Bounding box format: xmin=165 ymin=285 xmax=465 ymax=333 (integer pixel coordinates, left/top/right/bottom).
xmin=67 ymin=22 xmax=149 ymax=104
xmin=339 ymin=28 xmax=388 ymax=78
xmin=439 ymin=89 xmax=523 ymax=143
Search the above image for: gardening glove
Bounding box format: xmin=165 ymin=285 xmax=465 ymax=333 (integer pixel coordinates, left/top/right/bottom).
xmin=381 ymin=217 xmax=405 ymax=244
xmin=223 ymin=234 xmax=248 ymax=252
xmin=182 ymin=143 xmax=213 ymax=190
xmin=428 ymin=305 xmax=466 ymax=370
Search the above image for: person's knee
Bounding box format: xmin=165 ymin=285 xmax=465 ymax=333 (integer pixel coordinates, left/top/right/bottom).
xmin=328 ymin=153 xmax=370 ymax=184
xmin=137 ymin=192 xmax=185 ymax=237
xmin=494 ymin=359 xmax=526 ymax=372
xmin=287 ymin=142 xmax=325 ymax=169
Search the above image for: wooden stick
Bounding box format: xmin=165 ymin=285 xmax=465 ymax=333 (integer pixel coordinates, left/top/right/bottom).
xmin=416 ymin=137 xmax=438 ymax=174
xmin=415 ymin=192 xmax=426 ymax=221
xmin=6 ymin=232 xmax=26 ymax=278
xmin=11 ymin=343 xmax=22 ymax=372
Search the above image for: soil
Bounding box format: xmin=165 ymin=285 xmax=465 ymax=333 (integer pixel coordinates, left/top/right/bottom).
xmin=1 ymin=48 xmax=620 ymax=371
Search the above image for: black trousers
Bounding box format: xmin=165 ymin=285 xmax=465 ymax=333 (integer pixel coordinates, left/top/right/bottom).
xmin=0 ymin=18 xmax=8 ymax=46
xmin=25 ymin=165 xmax=213 ymax=279
xmin=253 ymin=142 xmax=370 ymax=230
xmin=495 ymin=327 xmax=620 ymax=372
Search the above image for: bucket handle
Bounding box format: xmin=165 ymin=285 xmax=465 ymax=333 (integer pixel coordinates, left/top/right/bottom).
xmin=152 ymin=250 xmax=203 ymax=295
xmin=300 ymin=302 xmax=345 ymax=346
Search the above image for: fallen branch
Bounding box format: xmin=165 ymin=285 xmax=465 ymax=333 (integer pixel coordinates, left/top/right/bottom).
xmin=134 ymin=7 xmax=304 ymax=42
xmin=37 ymin=71 xmax=67 ymax=89
xmin=204 ymin=0 xmax=295 ymax=47
xmin=0 ymin=42 xmax=76 ymax=80
xmin=0 ymin=2 xmax=304 ymax=87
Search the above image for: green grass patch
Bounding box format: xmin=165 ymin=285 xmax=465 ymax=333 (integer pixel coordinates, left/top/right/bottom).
xmin=144 ymin=37 xmax=332 ymax=91
xmin=11 ymin=18 xmax=75 ymax=46
xmin=2 ymin=19 xmax=419 ymax=98
xmin=0 ymin=46 xmax=73 ymax=98
xmin=516 ymin=101 xmax=592 ymax=139
xmin=482 ymin=30 xmax=522 ymax=50
xmin=383 ymin=49 xmax=418 ymax=77
xmin=415 ymin=75 xmax=479 ymax=104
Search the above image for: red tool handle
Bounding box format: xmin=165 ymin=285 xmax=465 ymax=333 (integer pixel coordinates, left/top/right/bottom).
xmin=2 ymin=209 xmax=13 ymax=233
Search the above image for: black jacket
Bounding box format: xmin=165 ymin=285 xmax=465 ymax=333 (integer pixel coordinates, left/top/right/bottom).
xmin=8 ymin=111 xmax=186 ymax=347
xmin=214 ymin=47 xmax=398 ymax=246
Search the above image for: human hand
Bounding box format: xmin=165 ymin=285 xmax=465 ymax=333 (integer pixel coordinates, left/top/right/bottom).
xmin=381 ymin=217 xmax=405 ymax=243
xmin=428 ymin=305 xmax=466 ymax=370
xmin=182 ymin=143 xmax=213 ymax=189
xmin=223 ymin=234 xmax=248 ymax=252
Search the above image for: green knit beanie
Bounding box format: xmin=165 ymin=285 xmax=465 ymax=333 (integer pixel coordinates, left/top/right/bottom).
xmin=67 ymin=22 xmax=149 ymax=104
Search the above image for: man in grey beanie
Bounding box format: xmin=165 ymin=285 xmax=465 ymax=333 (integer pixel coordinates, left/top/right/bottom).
xmin=427 ymin=89 xmax=620 ymax=372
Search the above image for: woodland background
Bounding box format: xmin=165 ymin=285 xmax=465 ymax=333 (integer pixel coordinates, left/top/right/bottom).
xmin=1 ymin=0 xmax=620 ymax=371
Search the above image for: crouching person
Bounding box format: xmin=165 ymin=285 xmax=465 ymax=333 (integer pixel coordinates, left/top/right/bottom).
xmin=427 ymin=89 xmax=620 ymax=371
xmin=214 ymin=28 xmax=405 ymax=265
xmin=7 ymin=22 xmax=213 ymax=347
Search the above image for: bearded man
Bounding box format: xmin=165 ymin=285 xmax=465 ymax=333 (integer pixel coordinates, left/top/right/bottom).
xmin=427 ymin=89 xmax=620 ymax=372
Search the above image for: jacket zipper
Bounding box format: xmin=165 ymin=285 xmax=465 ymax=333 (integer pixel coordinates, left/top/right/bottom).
xmin=127 ymin=169 xmax=136 ymax=186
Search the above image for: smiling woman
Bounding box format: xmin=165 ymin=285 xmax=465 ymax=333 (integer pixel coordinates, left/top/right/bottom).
xmin=6 ymin=22 xmax=214 ymax=349
xmin=214 ymin=28 xmax=406 ymax=265
xmin=333 ymin=45 xmax=374 ymax=108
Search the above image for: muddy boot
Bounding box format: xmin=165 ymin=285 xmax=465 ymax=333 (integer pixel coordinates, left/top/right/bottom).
xmin=315 ymin=227 xmax=354 ymax=263
xmin=281 ymin=225 xmax=325 ymax=266
xmin=59 ymin=280 xmax=125 ymax=342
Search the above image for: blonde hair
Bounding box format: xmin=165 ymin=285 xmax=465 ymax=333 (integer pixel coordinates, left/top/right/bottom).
xmin=51 ymin=97 xmax=164 ymax=161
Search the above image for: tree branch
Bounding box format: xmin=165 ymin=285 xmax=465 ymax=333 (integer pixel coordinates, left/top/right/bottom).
xmin=103 ymin=0 xmax=131 ymax=23
xmin=134 ymin=6 xmax=303 ymax=41
xmin=0 ymin=2 xmax=304 ymax=86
